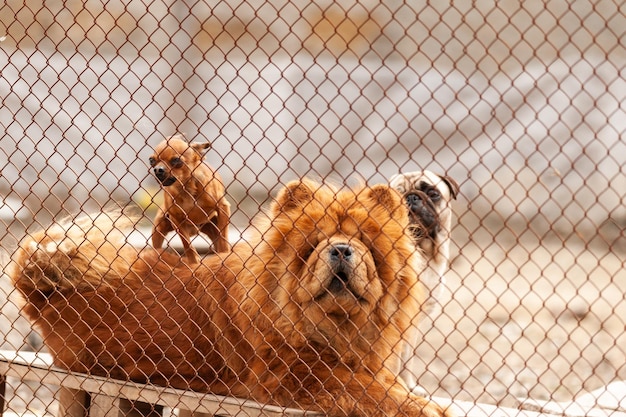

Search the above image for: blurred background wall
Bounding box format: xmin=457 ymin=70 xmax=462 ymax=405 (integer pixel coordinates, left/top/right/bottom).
xmin=1 ymin=0 xmax=624 ymax=239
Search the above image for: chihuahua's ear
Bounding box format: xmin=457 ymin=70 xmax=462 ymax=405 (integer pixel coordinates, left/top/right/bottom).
xmin=191 ymin=142 xmax=212 ymax=155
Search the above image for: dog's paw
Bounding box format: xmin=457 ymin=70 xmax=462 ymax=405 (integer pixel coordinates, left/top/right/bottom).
xmin=402 ymin=394 xmax=454 ymax=417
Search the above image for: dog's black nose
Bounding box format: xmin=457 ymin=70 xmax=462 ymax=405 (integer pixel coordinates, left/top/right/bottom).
xmin=154 ymin=166 xmax=167 ymax=179
xmin=406 ymin=193 xmax=424 ymax=211
xmin=330 ymin=244 xmax=353 ymax=263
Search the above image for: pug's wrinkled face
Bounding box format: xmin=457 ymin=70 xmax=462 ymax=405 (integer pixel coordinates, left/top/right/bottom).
xmin=389 ymin=171 xmax=458 ymax=242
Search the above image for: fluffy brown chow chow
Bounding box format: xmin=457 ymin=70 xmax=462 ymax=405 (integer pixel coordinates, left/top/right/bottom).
xmin=10 ymin=179 xmax=450 ymax=416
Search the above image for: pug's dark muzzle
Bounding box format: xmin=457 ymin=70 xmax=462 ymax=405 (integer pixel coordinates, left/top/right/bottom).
xmin=405 ymin=191 xmax=440 ymax=240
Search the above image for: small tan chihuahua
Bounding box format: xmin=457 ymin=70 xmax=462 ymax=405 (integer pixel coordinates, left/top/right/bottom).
xmin=149 ymin=134 xmax=230 ymax=262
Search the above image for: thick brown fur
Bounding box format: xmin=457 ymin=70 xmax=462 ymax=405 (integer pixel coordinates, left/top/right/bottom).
xmin=149 ymin=134 xmax=230 ymax=262
xmin=10 ymin=179 xmax=451 ymax=417
xmin=389 ymin=170 xmax=459 ymax=392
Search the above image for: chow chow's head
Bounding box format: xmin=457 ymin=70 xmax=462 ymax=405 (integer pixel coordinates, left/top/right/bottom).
xmin=250 ymin=179 xmax=424 ymax=362
xmin=149 ymin=134 xmax=211 ymax=187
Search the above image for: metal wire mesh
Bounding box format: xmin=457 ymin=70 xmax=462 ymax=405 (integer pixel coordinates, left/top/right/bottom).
xmin=1 ymin=0 xmax=625 ymax=415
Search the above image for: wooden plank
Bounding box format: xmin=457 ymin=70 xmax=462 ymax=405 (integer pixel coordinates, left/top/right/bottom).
xmin=0 ymin=351 xmax=313 ymax=416
xmin=0 ymin=372 xmax=6 ymax=414
xmin=118 ymin=399 xmax=164 ymax=417
xmin=89 ymin=394 xmax=123 ymax=417
xmin=0 ymin=350 xmax=54 ymax=367
xmin=7 ymin=349 xmax=623 ymax=417
xmin=518 ymin=381 xmax=626 ymax=417
xmin=56 ymin=387 xmax=88 ymax=417
xmin=176 ymin=410 xmax=211 ymax=417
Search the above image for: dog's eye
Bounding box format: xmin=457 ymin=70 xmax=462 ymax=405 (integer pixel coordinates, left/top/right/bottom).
xmin=170 ymin=157 xmax=183 ymax=168
xmin=148 ymin=157 xmax=156 ymax=167
xmin=303 ymin=245 xmax=315 ymax=259
xmin=301 ymin=240 xmax=316 ymax=261
xmin=427 ymin=188 xmax=441 ymax=202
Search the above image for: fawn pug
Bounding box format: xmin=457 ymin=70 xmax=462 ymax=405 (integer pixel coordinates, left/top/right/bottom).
xmin=390 ymin=170 xmax=459 ymax=391
xmin=149 ymin=134 xmax=230 ymax=262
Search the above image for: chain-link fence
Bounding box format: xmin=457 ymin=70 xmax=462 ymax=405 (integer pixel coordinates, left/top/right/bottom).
xmin=1 ymin=0 xmax=625 ymax=415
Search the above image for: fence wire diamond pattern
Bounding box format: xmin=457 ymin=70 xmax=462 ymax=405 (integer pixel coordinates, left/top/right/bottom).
xmin=0 ymin=0 xmax=625 ymax=415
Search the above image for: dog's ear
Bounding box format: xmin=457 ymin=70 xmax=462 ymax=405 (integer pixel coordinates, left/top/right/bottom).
xmin=364 ymin=184 xmax=405 ymax=218
xmin=388 ymin=173 xmax=406 ymax=193
xmin=439 ymin=175 xmax=459 ymax=199
xmin=190 ymin=142 xmax=212 ymax=155
xmin=272 ymin=178 xmax=319 ymax=213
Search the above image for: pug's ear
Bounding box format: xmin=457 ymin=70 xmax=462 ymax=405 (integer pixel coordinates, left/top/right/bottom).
xmin=388 ymin=173 xmax=406 ymax=193
xmin=272 ymin=178 xmax=320 ymax=213
xmin=364 ymin=184 xmax=405 ymax=217
xmin=439 ymin=175 xmax=460 ymax=199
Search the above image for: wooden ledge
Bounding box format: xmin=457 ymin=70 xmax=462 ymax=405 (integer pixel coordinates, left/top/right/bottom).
xmin=0 ymin=350 xmax=313 ymax=416
xmin=2 ymin=350 xmax=624 ymax=417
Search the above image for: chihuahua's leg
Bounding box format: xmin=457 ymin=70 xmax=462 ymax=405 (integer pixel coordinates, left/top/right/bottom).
xmin=177 ymin=229 xmax=200 ymax=264
xmin=200 ymin=221 xmax=219 ymax=254
xmin=203 ymin=200 xmax=230 ymax=253
xmin=151 ymin=212 xmax=173 ymax=250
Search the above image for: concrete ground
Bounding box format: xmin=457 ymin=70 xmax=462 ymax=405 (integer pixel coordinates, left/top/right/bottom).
xmin=415 ymin=219 xmax=626 ymax=407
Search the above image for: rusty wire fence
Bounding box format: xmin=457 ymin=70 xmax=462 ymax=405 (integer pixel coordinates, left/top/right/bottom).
xmin=1 ymin=0 xmax=625 ymax=415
